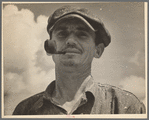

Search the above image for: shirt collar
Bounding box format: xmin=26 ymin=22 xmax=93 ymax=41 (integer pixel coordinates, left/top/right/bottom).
xmin=85 ymin=75 xmax=97 ymax=96
xmin=43 ymin=75 xmax=97 ymax=102
xmin=43 ymin=80 xmax=55 ymax=101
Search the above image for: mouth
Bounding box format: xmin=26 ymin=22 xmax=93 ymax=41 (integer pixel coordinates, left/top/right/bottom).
xmin=62 ymin=49 xmax=82 ymax=55
xmin=65 ymin=52 xmax=80 ymax=56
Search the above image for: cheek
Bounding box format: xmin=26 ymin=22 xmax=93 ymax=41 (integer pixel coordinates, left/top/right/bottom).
xmin=55 ymin=41 xmax=65 ymax=51
xmin=83 ymin=41 xmax=95 ymax=53
xmin=81 ymin=45 xmax=95 ymax=62
xmin=51 ymin=36 xmax=65 ymax=50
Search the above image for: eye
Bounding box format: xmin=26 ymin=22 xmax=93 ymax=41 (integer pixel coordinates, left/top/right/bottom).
xmin=57 ymin=31 xmax=68 ymax=38
xmin=77 ymin=31 xmax=88 ymax=38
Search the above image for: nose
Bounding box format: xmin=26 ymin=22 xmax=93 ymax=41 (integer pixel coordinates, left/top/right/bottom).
xmin=66 ymin=34 xmax=78 ymax=46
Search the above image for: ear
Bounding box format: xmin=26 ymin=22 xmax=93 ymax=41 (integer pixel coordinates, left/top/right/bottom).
xmin=94 ymin=43 xmax=105 ymax=58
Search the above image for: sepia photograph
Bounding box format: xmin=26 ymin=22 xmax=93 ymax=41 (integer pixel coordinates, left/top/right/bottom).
xmin=2 ymin=2 xmax=148 ymax=118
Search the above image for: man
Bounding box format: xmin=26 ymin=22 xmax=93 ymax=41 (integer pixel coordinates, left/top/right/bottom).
xmin=13 ymin=5 xmax=145 ymax=115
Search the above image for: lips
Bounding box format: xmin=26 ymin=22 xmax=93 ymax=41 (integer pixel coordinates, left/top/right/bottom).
xmin=63 ymin=48 xmax=82 ymax=54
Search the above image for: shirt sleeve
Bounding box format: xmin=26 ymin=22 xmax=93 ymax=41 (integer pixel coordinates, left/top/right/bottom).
xmin=140 ymin=102 xmax=146 ymax=114
xmin=108 ymin=86 xmax=146 ymax=114
xmin=126 ymin=101 xmax=146 ymax=114
xmin=13 ymin=101 xmax=27 ymax=115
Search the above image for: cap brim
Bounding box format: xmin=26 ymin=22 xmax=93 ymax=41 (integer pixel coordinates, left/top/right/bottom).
xmin=49 ymin=14 xmax=96 ymax=32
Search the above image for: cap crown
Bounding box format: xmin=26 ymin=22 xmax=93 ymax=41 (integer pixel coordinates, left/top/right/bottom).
xmin=47 ymin=5 xmax=111 ymax=47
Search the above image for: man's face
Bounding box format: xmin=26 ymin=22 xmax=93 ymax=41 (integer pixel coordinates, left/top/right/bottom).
xmin=51 ymin=18 xmax=96 ymax=67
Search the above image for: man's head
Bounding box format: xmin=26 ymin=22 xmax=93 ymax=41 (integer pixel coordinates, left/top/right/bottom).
xmin=45 ymin=6 xmax=111 ymax=67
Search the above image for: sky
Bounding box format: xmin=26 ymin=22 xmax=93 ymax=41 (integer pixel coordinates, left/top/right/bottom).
xmin=2 ymin=2 xmax=146 ymax=115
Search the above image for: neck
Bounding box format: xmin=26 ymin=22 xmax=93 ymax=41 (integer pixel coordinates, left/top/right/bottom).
xmin=54 ymin=63 xmax=91 ymax=102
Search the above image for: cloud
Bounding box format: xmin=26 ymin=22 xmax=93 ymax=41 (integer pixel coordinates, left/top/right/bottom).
xmin=3 ymin=5 xmax=35 ymax=72
xmin=3 ymin=5 xmax=55 ymax=115
xmin=129 ymin=51 xmax=140 ymax=66
xmin=4 ymin=72 xmax=25 ymax=95
xmin=119 ymin=75 xmax=146 ymax=102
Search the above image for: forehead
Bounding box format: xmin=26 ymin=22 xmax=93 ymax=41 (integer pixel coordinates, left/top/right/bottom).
xmin=52 ymin=18 xmax=93 ymax=32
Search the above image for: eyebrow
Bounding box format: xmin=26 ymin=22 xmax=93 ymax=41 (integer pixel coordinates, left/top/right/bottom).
xmin=77 ymin=27 xmax=90 ymax=32
xmin=53 ymin=26 xmax=67 ymax=32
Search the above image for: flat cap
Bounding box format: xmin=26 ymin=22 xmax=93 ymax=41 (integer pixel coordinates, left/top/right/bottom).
xmin=47 ymin=5 xmax=111 ymax=47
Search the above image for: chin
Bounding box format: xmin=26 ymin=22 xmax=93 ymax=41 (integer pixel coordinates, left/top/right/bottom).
xmin=61 ymin=60 xmax=80 ymax=67
xmin=63 ymin=62 xmax=75 ymax=67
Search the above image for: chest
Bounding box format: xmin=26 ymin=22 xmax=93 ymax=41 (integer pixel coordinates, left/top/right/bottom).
xmin=28 ymin=94 xmax=118 ymax=115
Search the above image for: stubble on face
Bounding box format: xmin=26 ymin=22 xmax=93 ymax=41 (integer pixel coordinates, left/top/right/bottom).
xmin=51 ymin=18 xmax=96 ymax=68
xmin=62 ymin=60 xmax=75 ymax=66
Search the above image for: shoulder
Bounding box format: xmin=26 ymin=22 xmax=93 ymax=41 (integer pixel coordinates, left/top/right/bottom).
xmin=97 ymin=83 xmax=146 ymax=114
xmin=13 ymin=92 xmax=44 ymax=115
